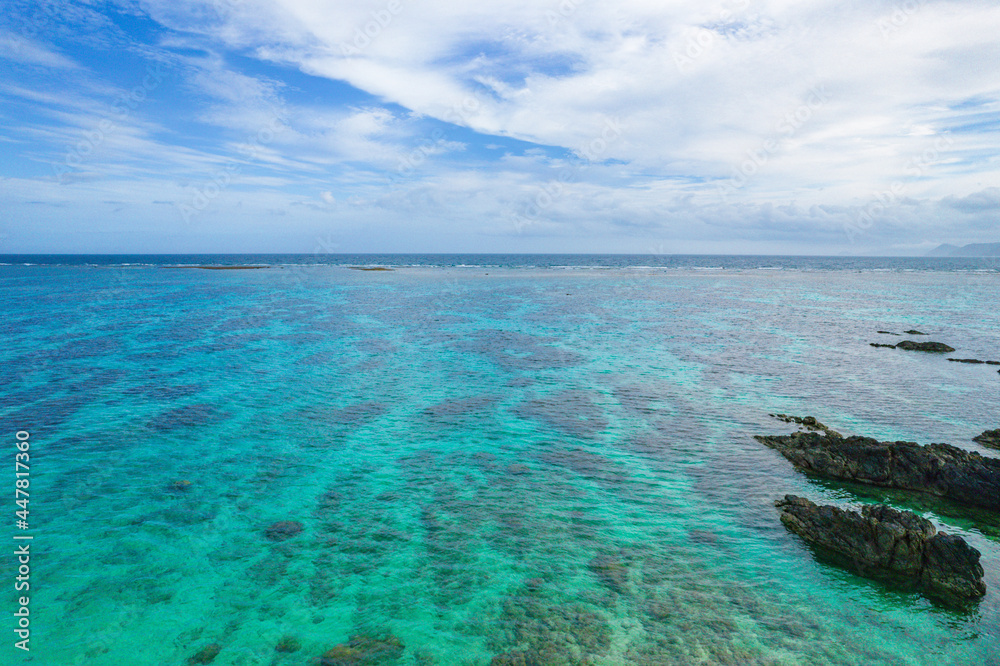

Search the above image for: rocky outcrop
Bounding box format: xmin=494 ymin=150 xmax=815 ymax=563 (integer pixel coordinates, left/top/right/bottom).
xmin=775 ymin=495 xmax=985 ymax=602
xmin=754 ymin=432 xmax=1000 ymax=510
xmin=895 ymin=340 xmax=955 ymax=352
xmin=948 ymin=358 xmax=1000 ymax=365
xmin=903 ymin=330 xmax=927 ymax=335
xmin=973 ymin=429 xmax=1000 ymax=450
xmin=870 ymin=343 xmax=896 ymax=349
xmin=877 ymin=331 xmax=899 ymax=335
xmin=769 ymin=414 xmax=842 ymax=438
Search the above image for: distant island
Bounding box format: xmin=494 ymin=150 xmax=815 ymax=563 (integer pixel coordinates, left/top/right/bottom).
xmin=926 ymin=242 xmax=1000 ymax=257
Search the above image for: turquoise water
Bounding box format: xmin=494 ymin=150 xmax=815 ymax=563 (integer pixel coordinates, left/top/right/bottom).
xmin=3 ymin=259 xmax=999 ymax=665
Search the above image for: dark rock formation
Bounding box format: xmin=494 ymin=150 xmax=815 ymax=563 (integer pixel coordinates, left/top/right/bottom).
xmin=973 ymin=429 xmax=1000 ymax=450
xmin=870 ymin=343 xmax=896 ymax=349
xmin=775 ymin=495 xmax=985 ymax=602
xmin=265 ymin=520 xmax=304 ymax=541
xmin=187 ymin=643 xmax=222 ymax=665
xmin=754 ymin=432 xmax=1000 ymax=511
xmin=877 ymin=331 xmax=899 ymax=335
xmin=895 ymin=340 xmax=955 ymax=352
xmin=948 ymin=358 xmax=1000 ymax=365
xmin=320 ymin=635 xmax=404 ymax=665
xmin=903 ymin=329 xmax=927 ymax=335
xmin=769 ymin=413 xmax=842 ymax=438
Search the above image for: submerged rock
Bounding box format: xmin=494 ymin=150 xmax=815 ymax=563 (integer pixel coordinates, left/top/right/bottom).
xmin=870 ymin=343 xmax=897 ymax=349
xmin=187 ymin=643 xmax=222 ymax=665
xmin=877 ymin=330 xmax=899 ymax=335
xmin=490 ymin=652 xmax=545 ymax=666
xmin=589 ymin=555 xmax=629 ymax=594
xmin=755 ymin=432 xmax=1000 ymax=510
xmin=320 ymin=635 xmax=404 ymax=665
xmin=265 ymin=520 xmax=304 ymax=541
xmin=775 ymin=495 xmax=985 ymax=602
xmin=769 ymin=414 xmax=842 ymax=438
xmin=903 ymin=329 xmax=927 ymax=335
xmin=169 ymin=480 xmax=192 ymax=492
xmin=973 ymin=429 xmax=1000 ymax=450
xmin=275 ymin=636 xmax=300 ymax=653
xmin=895 ymin=340 xmax=955 ymax=352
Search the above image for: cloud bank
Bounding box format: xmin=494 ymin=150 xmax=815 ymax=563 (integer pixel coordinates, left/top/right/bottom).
xmin=1 ymin=0 xmax=998 ymax=253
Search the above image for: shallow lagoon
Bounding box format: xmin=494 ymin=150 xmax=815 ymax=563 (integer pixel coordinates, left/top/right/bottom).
xmin=3 ymin=260 xmax=999 ymax=665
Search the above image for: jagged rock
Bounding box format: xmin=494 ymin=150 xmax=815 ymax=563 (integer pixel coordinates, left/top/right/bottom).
xmin=895 ymin=340 xmax=955 ymax=352
xmin=973 ymin=429 xmax=1000 ymax=450
xmin=775 ymin=495 xmax=985 ymax=602
xmin=265 ymin=520 xmax=304 ymax=541
xmin=754 ymin=432 xmax=1000 ymax=510
xmin=904 ymin=329 xmax=927 ymax=335
xmin=769 ymin=414 xmax=842 ymax=438
xmin=187 ymin=643 xmax=222 ymax=665
xmin=870 ymin=343 xmax=896 ymax=349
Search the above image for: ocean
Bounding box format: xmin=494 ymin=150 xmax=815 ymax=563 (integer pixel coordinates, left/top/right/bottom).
xmin=2 ymin=255 xmax=998 ymax=665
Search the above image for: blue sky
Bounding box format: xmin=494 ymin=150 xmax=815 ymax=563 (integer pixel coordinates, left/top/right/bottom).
xmin=1 ymin=0 xmax=998 ymax=254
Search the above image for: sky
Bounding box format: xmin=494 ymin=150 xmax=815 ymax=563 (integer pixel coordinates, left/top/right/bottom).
xmin=0 ymin=0 xmax=998 ymax=255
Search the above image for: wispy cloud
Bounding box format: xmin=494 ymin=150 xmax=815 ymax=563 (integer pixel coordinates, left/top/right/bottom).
xmin=1 ymin=0 xmax=998 ymax=252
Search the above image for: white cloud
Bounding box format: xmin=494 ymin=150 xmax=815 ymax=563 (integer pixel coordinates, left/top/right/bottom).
xmin=5 ymin=0 xmax=1000 ymax=252
xmin=0 ymin=32 xmax=80 ymax=69
xmin=132 ymin=0 xmax=1000 ymax=204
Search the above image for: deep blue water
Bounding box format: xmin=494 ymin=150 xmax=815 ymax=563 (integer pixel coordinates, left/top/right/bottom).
xmin=2 ymin=253 xmax=1000 ymax=272
xmin=2 ymin=256 xmax=999 ymax=665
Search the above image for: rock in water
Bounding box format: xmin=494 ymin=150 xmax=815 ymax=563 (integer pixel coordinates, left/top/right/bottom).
xmin=973 ymin=429 xmax=1000 ymax=450
xmin=320 ymin=635 xmax=404 ymax=665
xmin=775 ymin=496 xmax=985 ymax=602
xmin=895 ymin=340 xmax=955 ymax=352
xmin=187 ymin=643 xmax=222 ymax=665
xmin=870 ymin=343 xmax=896 ymax=349
xmin=265 ymin=520 xmax=304 ymax=541
xmin=769 ymin=413 xmax=842 ymax=438
xmin=903 ymin=329 xmax=927 ymax=335
xmin=754 ymin=432 xmax=1000 ymax=510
